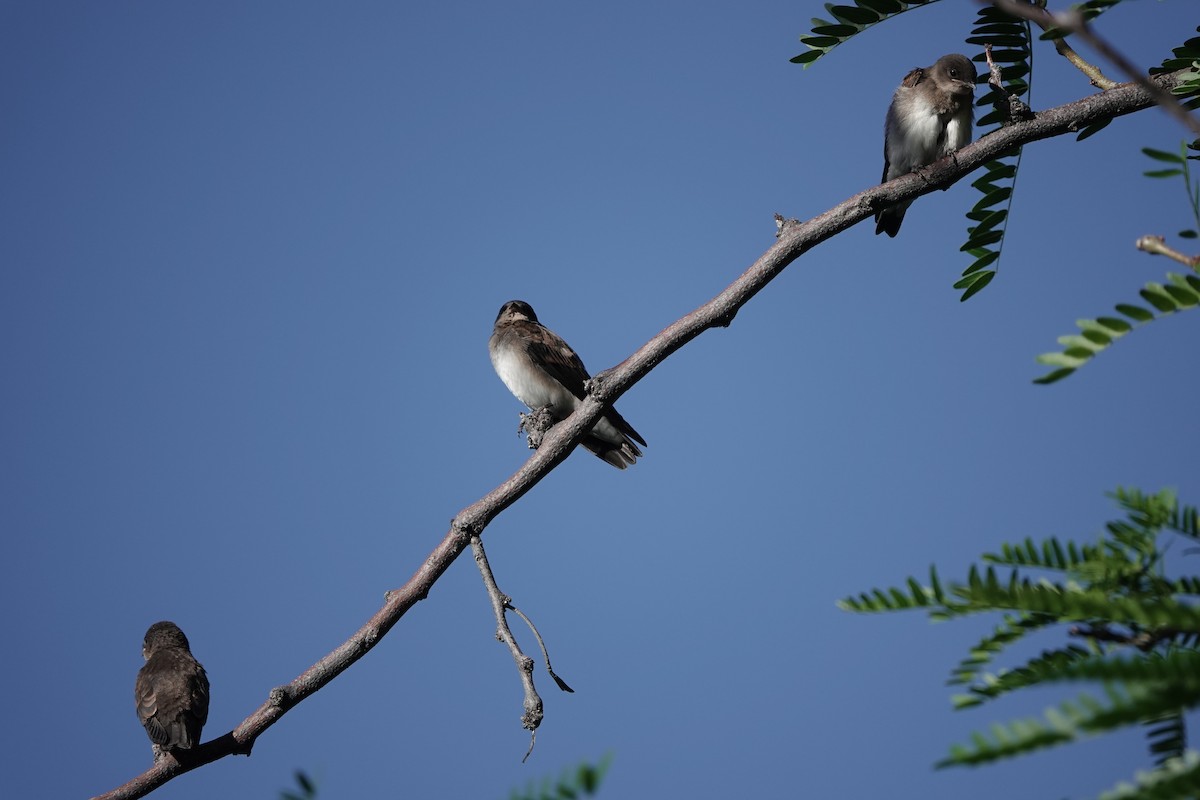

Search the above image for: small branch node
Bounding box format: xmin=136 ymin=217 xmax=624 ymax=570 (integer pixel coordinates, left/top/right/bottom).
xmin=707 ymin=302 xmax=739 ymax=328
xmin=773 ymin=212 xmax=801 ymax=238
xmin=452 ymin=516 xmax=483 ymax=540
xmin=1136 ymin=234 xmax=1200 ymax=268
xmin=518 ymin=407 xmax=555 ymax=450
xmin=521 ymin=701 xmax=543 ymax=732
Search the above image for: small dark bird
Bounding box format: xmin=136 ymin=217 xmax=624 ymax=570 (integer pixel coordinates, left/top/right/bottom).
xmin=875 ymin=53 xmax=978 ymax=237
xmin=135 ymin=621 xmax=210 ymax=757
xmin=489 ymin=300 xmax=646 ymax=469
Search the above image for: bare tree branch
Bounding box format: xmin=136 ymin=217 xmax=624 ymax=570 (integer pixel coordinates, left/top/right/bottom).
xmin=92 ymin=69 xmax=1189 ymax=800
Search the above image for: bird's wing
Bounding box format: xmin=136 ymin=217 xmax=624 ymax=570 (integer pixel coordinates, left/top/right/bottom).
xmin=190 ymin=664 xmax=211 ymax=729
xmin=520 ymin=322 xmax=591 ymax=398
xmin=900 ymin=67 xmax=924 ymax=88
xmin=606 ymin=405 xmax=647 ymax=447
xmin=135 ymin=669 xmax=169 ymax=745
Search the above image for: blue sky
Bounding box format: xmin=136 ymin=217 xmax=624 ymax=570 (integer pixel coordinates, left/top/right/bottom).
xmin=3 ymin=2 xmax=1199 ymax=799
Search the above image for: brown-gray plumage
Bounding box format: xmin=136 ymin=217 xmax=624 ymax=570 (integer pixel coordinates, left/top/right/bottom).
xmin=135 ymin=621 xmax=209 ymax=753
xmin=489 ymin=300 xmax=646 ymax=469
xmin=875 ymin=53 xmax=977 ymax=237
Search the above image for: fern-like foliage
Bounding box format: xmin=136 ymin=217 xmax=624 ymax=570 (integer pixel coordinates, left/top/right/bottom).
xmin=955 ymin=5 xmax=1032 ymax=301
xmin=939 ymin=682 xmax=1200 ymax=768
xmin=1113 ymin=487 xmax=1199 ymax=540
xmin=951 ymin=641 xmax=1098 ymax=710
xmin=1145 ymin=708 xmax=1188 ymax=767
xmin=1098 ymin=751 xmax=1200 ymax=800
xmin=842 ymin=489 xmax=1200 ymax=797
xmin=982 ymin=536 xmax=1105 ymax=572
xmin=947 ymin=612 xmax=1058 ymax=692
xmin=280 ymin=771 xmax=318 ymax=800
xmin=1139 ymin=142 xmax=1200 ymax=241
xmin=791 ymin=1 xmax=939 ymax=68
xmin=1032 ymin=269 xmax=1200 ymax=384
xmin=508 ymin=755 xmax=611 ymax=800
xmin=1150 ymin=26 xmax=1200 ymax=111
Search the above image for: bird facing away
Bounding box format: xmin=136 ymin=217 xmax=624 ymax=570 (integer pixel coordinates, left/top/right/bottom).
xmin=875 ymin=53 xmax=977 ymax=237
xmin=135 ymin=621 xmax=210 ymax=756
xmin=489 ymin=300 xmax=647 ymax=469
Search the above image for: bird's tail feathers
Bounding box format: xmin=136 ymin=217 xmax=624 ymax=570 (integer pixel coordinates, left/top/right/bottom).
xmin=874 ymin=205 xmax=907 ymax=237
xmin=583 ymin=435 xmax=642 ymax=469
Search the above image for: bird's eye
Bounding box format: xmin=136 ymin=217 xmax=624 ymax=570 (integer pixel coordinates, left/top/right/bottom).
xmin=949 ymin=68 xmax=958 ymax=77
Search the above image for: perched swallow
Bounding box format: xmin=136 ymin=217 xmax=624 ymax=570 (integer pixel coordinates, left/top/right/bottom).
xmin=875 ymin=53 xmax=977 ymax=237
xmin=489 ymin=300 xmax=646 ymax=469
xmin=135 ymin=621 xmax=210 ymax=756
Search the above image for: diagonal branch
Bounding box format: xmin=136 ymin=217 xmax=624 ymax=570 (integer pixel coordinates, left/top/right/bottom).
xmin=91 ymin=69 xmax=1189 ymax=800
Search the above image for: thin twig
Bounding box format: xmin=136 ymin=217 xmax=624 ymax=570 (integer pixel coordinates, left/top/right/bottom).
xmin=988 ymin=0 xmax=1116 ymax=89
xmin=993 ymin=0 xmax=1200 ymax=136
xmin=984 ymin=43 xmax=1034 ymax=124
xmin=471 ymin=535 xmax=543 ymax=749
xmin=509 ymin=603 xmax=575 ymax=694
xmin=91 ymin=69 xmax=1189 ymax=800
xmin=1136 ymin=235 xmax=1200 ymax=270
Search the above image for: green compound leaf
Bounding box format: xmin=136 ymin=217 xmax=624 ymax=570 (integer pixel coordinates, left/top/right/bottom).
xmin=791 ymin=1 xmax=937 ymax=67
xmin=1034 ymin=274 xmax=1198 ymax=383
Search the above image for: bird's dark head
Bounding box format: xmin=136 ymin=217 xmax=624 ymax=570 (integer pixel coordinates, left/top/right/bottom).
xmin=496 ymin=300 xmax=537 ymax=324
xmin=143 ymin=621 xmax=191 ymax=659
xmin=933 ymin=54 xmax=977 ymax=96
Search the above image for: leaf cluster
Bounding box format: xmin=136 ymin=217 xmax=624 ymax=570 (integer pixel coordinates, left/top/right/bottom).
xmin=954 ymin=5 xmax=1036 ymax=301
xmin=791 ymin=1 xmax=938 ymax=68
xmin=1150 ymin=25 xmax=1200 ymax=109
xmin=841 ymin=489 xmax=1200 ymax=798
xmin=1034 ymin=268 xmax=1200 ymax=384
xmin=508 ymin=755 xmax=611 ymax=800
xmin=280 ymin=771 xmax=318 ymax=800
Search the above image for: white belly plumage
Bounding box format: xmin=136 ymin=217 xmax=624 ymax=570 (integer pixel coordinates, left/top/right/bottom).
xmin=491 ymin=347 xmax=578 ymax=411
xmin=490 ymin=346 xmax=624 ymax=445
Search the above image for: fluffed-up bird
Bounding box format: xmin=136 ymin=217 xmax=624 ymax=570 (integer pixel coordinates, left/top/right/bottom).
xmin=134 ymin=621 xmax=210 ymax=758
xmin=875 ymin=53 xmax=977 ymax=237
xmin=489 ymin=300 xmax=646 ymax=468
